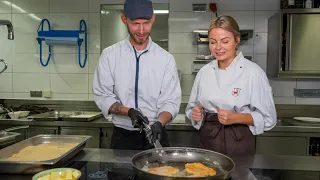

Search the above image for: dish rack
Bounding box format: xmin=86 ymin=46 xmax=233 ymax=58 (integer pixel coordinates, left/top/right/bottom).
xmin=36 ymin=19 xmax=88 ymax=68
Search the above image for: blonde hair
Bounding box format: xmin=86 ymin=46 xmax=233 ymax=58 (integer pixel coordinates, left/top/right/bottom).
xmin=208 ymin=16 xmax=240 ymax=44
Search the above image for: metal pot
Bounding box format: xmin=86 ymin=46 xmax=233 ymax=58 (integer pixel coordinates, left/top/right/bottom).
xmin=131 ymin=147 xmax=235 ymax=180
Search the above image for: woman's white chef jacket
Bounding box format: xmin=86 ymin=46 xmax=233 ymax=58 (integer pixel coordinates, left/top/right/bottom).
xmin=185 ymin=52 xmax=277 ymax=135
xmin=93 ymin=37 xmax=182 ymax=131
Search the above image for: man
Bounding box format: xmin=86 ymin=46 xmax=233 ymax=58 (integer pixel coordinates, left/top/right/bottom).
xmin=93 ymin=0 xmax=181 ymax=150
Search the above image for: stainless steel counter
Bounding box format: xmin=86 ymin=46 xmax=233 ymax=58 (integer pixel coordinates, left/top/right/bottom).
xmin=1 ymin=98 xmax=320 ymax=133
xmin=0 ymin=116 xmax=198 ymax=131
xmin=1 ymin=117 xmax=320 ymax=133
xmin=1 ymin=148 xmax=320 ymax=180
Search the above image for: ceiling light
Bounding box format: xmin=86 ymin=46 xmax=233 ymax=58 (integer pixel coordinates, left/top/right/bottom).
xmin=154 ymin=10 xmax=169 ymax=14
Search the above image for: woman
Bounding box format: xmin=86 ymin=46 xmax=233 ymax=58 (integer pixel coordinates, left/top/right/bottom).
xmin=185 ymin=16 xmax=277 ymax=155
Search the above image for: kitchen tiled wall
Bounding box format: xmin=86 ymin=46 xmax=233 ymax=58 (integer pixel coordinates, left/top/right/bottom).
xmin=171 ymin=0 xmax=277 ymax=103
xmin=0 ymin=0 xmax=318 ymax=105
xmin=170 ymin=0 xmax=320 ymax=105
xmin=0 ymin=0 xmax=98 ymax=100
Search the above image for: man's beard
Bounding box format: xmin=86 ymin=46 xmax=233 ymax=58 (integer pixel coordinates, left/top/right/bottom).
xmin=127 ymin=26 xmax=151 ymax=45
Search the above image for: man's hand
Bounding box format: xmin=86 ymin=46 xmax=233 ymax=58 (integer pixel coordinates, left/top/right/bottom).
xmin=151 ymin=121 xmax=163 ymax=142
xmin=109 ymin=102 xmax=130 ymax=116
xmin=128 ymin=108 xmax=149 ymax=128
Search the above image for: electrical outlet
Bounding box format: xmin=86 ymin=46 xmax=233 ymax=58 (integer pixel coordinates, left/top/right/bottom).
xmin=35 ymin=91 xmax=42 ymax=97
xmin=30 ymin=91 xmax=36 ymax=97
xmin=42 ymin=89 xmax=52 ymax=98
xmin=30 ymin=91 xmax=42 ymax=97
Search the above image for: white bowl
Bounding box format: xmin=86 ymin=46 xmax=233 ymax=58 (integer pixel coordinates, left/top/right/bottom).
xmin=8 ymin=112 xmax=20 ymax=119
xmin=17 ymin=111 xmax=30 ymax=117
xmin=32 ymin=168 xmax=81 ymax=180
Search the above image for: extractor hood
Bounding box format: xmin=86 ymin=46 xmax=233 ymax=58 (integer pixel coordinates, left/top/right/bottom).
xmin=267 ymin=9 xmax=320 ymax=79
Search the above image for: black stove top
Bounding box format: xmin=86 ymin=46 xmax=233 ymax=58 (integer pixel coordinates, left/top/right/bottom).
xmin=250 ymin=168 xmax=320 ymax=180
xmin=1 ymin=162 xmax=318 ymax=180
xmin=0 ymin=161 xmax=139 ymax=180
xmin=67 ymin=161 xmax=138 ymax=180
xmin=68 ymin=161 xmax=233 ymax=180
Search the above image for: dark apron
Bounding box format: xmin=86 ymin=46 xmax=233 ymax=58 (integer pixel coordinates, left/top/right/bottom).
xmin=199 ymin=113 xmax=255 ymax=155
xmin=110 ymin=126 xmax=170 ymax=150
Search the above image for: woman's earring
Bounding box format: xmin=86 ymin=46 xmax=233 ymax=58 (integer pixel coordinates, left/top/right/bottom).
xmin=235 ymin=44 xmax=240 ymax=53
xmin=210 ymin=52 xmax=215 ymax=59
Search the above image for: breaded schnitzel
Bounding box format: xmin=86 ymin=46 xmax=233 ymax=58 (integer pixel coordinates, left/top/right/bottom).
xmin=148 ymin=166 xmax=180 ymax=176
xmin=185 ymin=163 xmax=216 ymax=177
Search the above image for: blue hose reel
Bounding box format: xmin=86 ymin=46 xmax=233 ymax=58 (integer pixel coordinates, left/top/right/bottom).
xmin=36 ymin=19 xmax=88 ymax=68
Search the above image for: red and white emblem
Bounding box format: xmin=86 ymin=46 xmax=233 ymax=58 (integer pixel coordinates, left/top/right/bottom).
xmin=232 ymin=88 xmax=241 ymax=97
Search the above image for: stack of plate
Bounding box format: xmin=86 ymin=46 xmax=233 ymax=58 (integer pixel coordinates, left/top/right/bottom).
xmin=293 ymin=117 xmax=320 ymax=123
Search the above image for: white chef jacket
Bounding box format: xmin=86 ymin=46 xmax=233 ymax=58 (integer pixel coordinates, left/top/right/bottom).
xmin=185 ymin=52 xmax=277 ymax=135
xmin=93 ymin=36 xmax=182 ymax=131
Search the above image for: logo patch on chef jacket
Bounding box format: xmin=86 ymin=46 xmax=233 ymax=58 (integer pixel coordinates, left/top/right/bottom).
xmin=232 ymin=88 xmax=241 ymax=97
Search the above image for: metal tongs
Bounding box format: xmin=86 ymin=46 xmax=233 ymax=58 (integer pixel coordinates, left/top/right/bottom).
xmin=135 ymin=109 xmax=162 ymax=148
xmin=141 ymin=121 xmax=162 ymax=148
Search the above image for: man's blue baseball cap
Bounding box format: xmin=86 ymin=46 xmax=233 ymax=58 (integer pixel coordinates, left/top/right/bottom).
xmin=124 ymin=0 xmax=154 ymax=20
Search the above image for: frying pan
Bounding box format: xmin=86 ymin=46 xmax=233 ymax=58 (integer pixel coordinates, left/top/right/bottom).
xmin=131 ymin=147 xmax=235 ymax=180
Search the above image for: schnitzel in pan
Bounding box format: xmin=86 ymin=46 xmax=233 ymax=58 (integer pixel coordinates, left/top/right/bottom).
xmin=185 ymin=163 xmax=217 ymax=177
xmin=148 ymin=166 xmax=180 ymax=176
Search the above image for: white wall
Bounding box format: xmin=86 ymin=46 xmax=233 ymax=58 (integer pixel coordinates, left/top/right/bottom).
xmin=0 ymin=0 xmax=101 ymax=100
xmin=0 ymin=0 xmax=318 ymax=104
xmin=170 ymin=0 xmax=320 ymax=105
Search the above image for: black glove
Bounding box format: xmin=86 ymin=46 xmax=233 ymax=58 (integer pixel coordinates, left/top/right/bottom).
xmin=128 ymin=108 xmax=149 ymax=128
xmin=151 ymin=121 xmax=163 ymax=142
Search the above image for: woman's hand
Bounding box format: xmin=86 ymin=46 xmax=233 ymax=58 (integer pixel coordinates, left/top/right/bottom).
xmin=217 ymin=108 xmax=237 ymax=125
xmin=192 ymin=104 xmax=203 ymax=122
